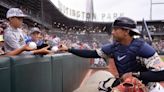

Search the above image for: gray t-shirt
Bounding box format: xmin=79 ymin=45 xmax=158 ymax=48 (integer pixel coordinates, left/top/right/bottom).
xmin=4 ymin=26 xmax=26 ymax=53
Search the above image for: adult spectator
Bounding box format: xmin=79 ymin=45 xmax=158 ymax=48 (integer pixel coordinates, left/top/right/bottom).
xmin=0 ymin=34 xmax=4 ymax=55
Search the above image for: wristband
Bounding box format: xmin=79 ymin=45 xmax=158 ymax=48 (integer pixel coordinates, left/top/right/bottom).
xmin=132 ymin=72 xmax=140 ymax=78
xmin=67 ymin=48 xmax=72 ymax=52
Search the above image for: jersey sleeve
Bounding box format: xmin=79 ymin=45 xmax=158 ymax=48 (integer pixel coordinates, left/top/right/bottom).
xmin=138 ymin=42 xmax=164 ymax=71
xmin=96 ymin=44 xmax=113 ymax=59
xmin=138 ymin=42 xmax=155 ymax=58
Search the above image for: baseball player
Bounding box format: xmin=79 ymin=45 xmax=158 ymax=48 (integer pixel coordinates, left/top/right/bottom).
xmin=58 ymin=17 xmax=164 ymax=92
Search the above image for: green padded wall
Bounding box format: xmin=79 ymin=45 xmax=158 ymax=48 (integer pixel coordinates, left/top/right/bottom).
xmin=61 ymin=54 xmax=90 ymax=92
xmin=10 ymin=55 xmax=52 ymax=92
xmin=51 ymin=54 xmax=63 ymax=92
xmin=0 ymin=57 xmax=11 ymax=92
xmin=0 ymin=54 xmax=90 ymax=92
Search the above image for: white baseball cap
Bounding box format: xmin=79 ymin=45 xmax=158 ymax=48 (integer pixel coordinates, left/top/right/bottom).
xmin=6 ymin=8 xmax=27 ymax=18
xmin=30 ymin=27 xmax=41 ymax=34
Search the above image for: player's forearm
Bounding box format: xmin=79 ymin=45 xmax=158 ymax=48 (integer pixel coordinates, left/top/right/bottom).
xmin=68 ymin=48 xmax=101 ymax=58
xmin=139 ymin=70 xmax=164 ymax=82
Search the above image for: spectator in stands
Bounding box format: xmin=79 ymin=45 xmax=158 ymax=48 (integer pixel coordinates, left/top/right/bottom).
xmin=4 ymin=8 xmax=51 ymax=55
xmin=0 ymin=27 xmax=3 ymax=34
xmin=52 ymin=34 xmax=61 ymax=46
xmin=0 ymin=34 xmax=4 ymax=55
xmin=26 ymin=27 xmax=42 ymax=44
xmin=59 ymin=17 xmax=164 ymax=92
xmin=26 ymin=27 xmax=50 ymax=50
xmin=0 ymin=26 xmax=33 ymax=56
xmin=0 ymin=19 xmax=8 ymax=30
xmin=0 ymin=24 xmax=5 ymax=55
xmin=91 ymin=42 xmax=107 ymax=68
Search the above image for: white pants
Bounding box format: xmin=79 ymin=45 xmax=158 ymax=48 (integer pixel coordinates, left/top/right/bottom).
xmin=148 ymin=83 xmax=164 ymax=92
xmin=73 ymin=70 xmax=115 ymax=92
xmin=74 ymin=70 xmax=164 ymax=92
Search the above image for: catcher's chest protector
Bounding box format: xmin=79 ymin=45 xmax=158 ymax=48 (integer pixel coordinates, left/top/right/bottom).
xmin=112 ymin=39 xmax=147 ymax=75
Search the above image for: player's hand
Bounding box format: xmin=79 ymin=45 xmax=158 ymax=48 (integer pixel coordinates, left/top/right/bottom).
xmin=58 ymin=44 xmax=69 ymax=51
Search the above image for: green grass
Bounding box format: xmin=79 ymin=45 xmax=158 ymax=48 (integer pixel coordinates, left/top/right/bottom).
xmin=161 ymin=56 xmax=164 ymax=61
xmin=162 ymin=58 xmax=164 ymax=61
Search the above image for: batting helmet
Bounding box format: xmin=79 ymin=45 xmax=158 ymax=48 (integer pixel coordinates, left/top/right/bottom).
xmin=112 ymin=17 xmax=140 ymax=35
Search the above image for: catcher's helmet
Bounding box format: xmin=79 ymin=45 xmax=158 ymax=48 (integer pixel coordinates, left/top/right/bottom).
xmin=112 ymin=17 xmax=140 ymax=35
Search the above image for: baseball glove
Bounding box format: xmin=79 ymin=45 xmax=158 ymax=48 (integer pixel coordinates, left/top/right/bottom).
xmin=111 ymin=77 xmax=148 ymax=92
